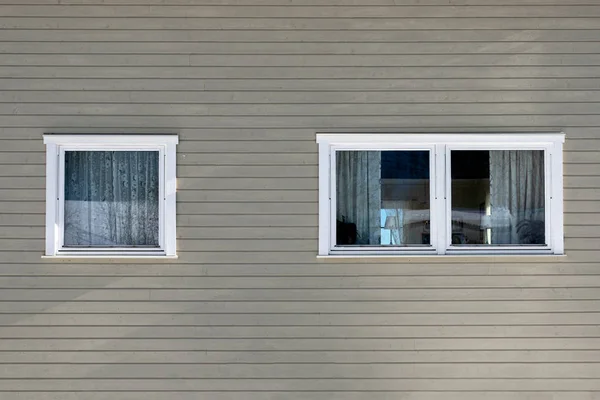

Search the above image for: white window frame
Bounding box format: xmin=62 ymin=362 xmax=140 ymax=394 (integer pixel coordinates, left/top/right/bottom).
xmin=317 ymin=133 xmax=565 ymax=257
xmin=43 ymin=135 xmax=178 ymax=258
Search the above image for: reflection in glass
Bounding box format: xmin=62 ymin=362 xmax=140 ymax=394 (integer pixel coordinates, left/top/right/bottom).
xmin=451 ymin=150 xmax=545 ymax=246
xmin=64 ymin=151 xmax=160 ymax=247
xmin=335 ymin=151 xmax=430 ymax=246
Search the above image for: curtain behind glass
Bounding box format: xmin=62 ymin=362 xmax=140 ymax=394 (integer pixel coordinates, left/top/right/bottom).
xmin=64 ymin=151 xmax=160 ymax=247
xmin=489 ymin=150 xmax=545 ymax=245
xmin=336 ymin=151 xmax=382 ymax=245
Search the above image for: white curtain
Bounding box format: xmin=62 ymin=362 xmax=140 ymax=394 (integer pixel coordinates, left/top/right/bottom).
xmin=336 ymin=151 xmax=382 ymax=245
xmin=489 ymin=150 xmax=545 ymax=245
xmin=64 ymin=151 xmax=160 ymax=247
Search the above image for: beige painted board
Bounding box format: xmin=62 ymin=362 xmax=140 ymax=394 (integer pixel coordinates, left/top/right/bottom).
xmin=2 ymin=260 xmax=600 ymax=275
xmin=5 ymin=16 xmax=600 ymax=30
xmin=9 ymin=66 xmax=600 ymax=80
xmin=2 ymin=325 xmax=600 ymax=340
xmin=7 ymin=78 xmax=600 ymax=92
xmin=3 ymin=361 xmax=600 ymax=379
xmin=5 ymin=5 xmax=600 ymax=18
xmin=5 ymin=274 xmax=600 ymax=289
xmin=2 ymin=337 xmax=600 ymax=351
xmin=3 ymin=349 xmax=600 ymax=363
xmin=4 ymin=299 xmax=600 ymax=314
xmin=0 ymin=377 xmax=599 ymax=392
xmin=7 ymin=90 xmax=600 ymax=104
xmin=0 ymin=394 xmax=593 ymax=400
xmin=4 ymin=287 xmax=600 ymax=302
xmin=7 ymin=0 xmax=600 ymax=4
xmin=8 ymin=101 xmax=600 ymax=115
xmin=4 ymin=41 xmax=600 ymax=54
xmin=7 ymin=115 xmax=600 ymax=128
xmin=6 ymin=29 xmax=600 ymax=43
xmin=5 ymin=311 xmax=600 ymax=326
xmin=3 ymin=393 xmax=600 ymax=400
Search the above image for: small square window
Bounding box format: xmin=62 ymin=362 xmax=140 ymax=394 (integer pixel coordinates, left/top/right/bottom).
xmin=317 ymin=133 xmax=564 ymax=257
xmin=44 ymin=135 xmax=178 ymax=258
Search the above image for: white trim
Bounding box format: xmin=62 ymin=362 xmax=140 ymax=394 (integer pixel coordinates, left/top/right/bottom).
xmin=44 ymin=134 xmax=179 ymax=146
xmin=316 ymin=133 xmax=565 ymax=257
xmin=42 ymin=255 xmax=179 ymax=260
xmin=43 ymin=134 xmax=179 ymax=258
xmin=44 ymin=142 xmax=59 ymax=256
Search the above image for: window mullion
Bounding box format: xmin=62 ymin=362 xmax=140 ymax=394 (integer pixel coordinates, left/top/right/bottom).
xmin=434 ymin=144 xmax=448 ymax=255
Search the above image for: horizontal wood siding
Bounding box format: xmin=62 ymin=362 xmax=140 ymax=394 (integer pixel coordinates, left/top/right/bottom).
xmin=0 ymin=1 xmax=600 ymax=399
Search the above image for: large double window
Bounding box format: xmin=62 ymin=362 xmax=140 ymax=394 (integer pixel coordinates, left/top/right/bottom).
xmin=44 ymin=135 xmax=178 ymax=258
xmin=317 ymin=134 xmax=564 ymax=256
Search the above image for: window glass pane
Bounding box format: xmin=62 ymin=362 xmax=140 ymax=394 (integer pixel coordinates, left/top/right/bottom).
xmin=64 ymin=151 xmax=160 ymax=247
xmin=336 ymin=150 xmax=430 ymax=247
xmin=450 ymin=150 xmax=545 ymax=246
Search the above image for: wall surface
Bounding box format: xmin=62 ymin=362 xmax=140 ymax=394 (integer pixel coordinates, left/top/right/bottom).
xmin=0 ymin=1 xmax=600 ymax=399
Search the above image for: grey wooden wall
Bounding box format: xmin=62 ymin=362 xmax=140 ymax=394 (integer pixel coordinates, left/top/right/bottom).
xmin=0 ymin=1 xmax=600 ymax=399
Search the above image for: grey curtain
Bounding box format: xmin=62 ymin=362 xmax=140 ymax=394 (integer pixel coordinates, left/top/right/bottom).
xmin=64 ymin=151 xmax=160 ymax=247
xmin=336 ymin=151 xmax=382 ymax=245
xmin=489 ymin=150 xmax=545 ymax=245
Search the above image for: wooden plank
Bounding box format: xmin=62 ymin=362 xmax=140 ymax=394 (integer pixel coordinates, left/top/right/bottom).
xmin=4 ymin=287 xmax=600 ymax=302
xmin=7 ymin=312 xmax=600 ymax=326
xmin=2 ymin=325 xmax=600 ymax=340
xmin=7 ymin=0 xmax=600 ymax=4
xmin=0 ymin=361 xmax=600 ymax=381
xmin=10 ymin=66 xmax=600 ymax=80
xmin=5 ymin=274 xmax=600 ymax=289
xmin=5 ymin=29 xmax=600 ymax=44
xmin=178 ymin=153 xmax=318 ymax=166
xmin=4 ymin=16 xmax=600 ymax=31
xmin=8 ymin=101 xmax=600 ymax=115
xmin=4 ymin=41 xmax=600 ymax=55
xmin=564 ymin=177 xmax=600 ymax=188
xmin=178 ymin=165 xmax=317 ymax=176
xmin=3 ymin=349 xmax=600 ymax=364
xmin=565 ymin=164 xmax=600 ymax=176
xmin=177 ymin=214 xmax=317 ymax=226
xmin=0 ymin=377 xmax=598 ymax=392
xmin=5 ymin=5 xmax=600 ymax=18
xmin=177 ymin=202 xmax=316 ymax=215
xmin=564 ymin=213 xmax=600 ymax=226
xmin=5 ymin=115 xmax=600 ymax=128
xmin=565 ymin=189 xmax=600 ymax=201
xmin=0 ymin=337 xmax=599 ymax=352
xmin=8 ymin=78 xmax=600 ymax=92
xmin=8 ymin=89 xmax=600 ymax=104
xmin=3 ymin=299 xmax=600 ymax=314
xmin=0 ymin=392 xmax=598 ymax=400
xmin=0 ymin=261 xmax=600 ymax=275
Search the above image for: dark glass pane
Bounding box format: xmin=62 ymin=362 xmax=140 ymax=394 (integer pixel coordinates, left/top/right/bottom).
xmin=64 ymin=151 xmax=160 ymax=247
xmin=451 ymin=150 xmax=545 ymax=246
xmin=336 ymin=150 xmax=430 ymax=247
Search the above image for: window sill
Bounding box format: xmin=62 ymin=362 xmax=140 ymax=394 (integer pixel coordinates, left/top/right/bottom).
xmin=42 ymin=254 xmax=178 ymax=260
xmin=318 ymin=254 xmax=567 ymax=262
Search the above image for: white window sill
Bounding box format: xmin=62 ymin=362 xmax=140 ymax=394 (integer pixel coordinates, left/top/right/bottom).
xmin=42 ymin=254 xmax=178 ymax=260
xmin=318 ymin=254 xmax=567 ymax=262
